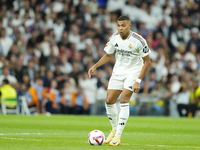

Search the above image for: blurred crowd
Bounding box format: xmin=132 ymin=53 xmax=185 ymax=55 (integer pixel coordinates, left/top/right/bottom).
xmin=0 ymin=0 xmax=200 ymax=117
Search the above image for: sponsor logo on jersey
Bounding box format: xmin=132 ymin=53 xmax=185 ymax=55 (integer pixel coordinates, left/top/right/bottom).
xmin=116 ymin=49 xmax=133 ymax=56
xmin=115 ymin=43 xmax=118 ymax=47
xmin=143 ymin=46 xmax=149 ymax=53
xmin=128 ymin=44 xmax=132 ymax=49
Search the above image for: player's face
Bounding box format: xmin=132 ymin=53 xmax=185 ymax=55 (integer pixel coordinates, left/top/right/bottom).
xmin=117 ymin=20 xmax=131 ymax=39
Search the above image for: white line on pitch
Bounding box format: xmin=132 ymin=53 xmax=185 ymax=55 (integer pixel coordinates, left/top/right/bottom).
xmin=121 ymin=143 xmax=200 ymax=149
xmin=0 ymin=136 xmax=57 ymax=142
xmin=0 ymin=133 xmax=44 ymax=136
xmin=0 ymin=137 xmax=41 ymax=141
xmin=125 ymin=132 xmax=200 ymax=137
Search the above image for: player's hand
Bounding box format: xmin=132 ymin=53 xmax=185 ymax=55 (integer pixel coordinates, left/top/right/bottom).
xmin=133 ymin=82 xmax=140 ymax=93
xmin=88 ymin=65 xmax=97 ymax=78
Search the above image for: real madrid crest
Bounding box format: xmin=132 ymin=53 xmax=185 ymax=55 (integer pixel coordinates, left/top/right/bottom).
xmin=143 ymin=46 xmax=149 ymax=53
xmin=128 ymin=44 xmax=132 ymax=49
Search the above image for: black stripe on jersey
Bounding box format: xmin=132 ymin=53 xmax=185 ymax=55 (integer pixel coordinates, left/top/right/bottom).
xmin=131 ymin=32 xmax=146 ymax=46
xmin=108 ymin=32 xmax=119 ymax=42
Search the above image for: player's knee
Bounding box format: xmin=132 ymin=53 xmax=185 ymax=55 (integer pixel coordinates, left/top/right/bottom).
xmin=105 ymin=98 xmax=115 ymax=104
xmin=121 ymin=96 xmax=130 ymax=103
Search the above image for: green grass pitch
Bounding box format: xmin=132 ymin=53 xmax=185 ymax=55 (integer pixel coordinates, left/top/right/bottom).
xmin=0 ymin=115 xmax=199 ymax=150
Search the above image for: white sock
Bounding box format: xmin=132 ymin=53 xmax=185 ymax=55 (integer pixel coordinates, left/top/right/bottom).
xmin=105 ymin=103 xmax=118 ymax=130
xmin=116 ymin=102 xmax=121 ymax=116
xmin=116 ymin=103 xmax=129 ymax=136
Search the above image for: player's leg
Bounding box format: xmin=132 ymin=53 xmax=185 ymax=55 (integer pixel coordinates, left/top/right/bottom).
xmin=104 ymin=89 xmax=122 ymax=144
xmin=116 ymin=88 xmax=132 ymax=136
xmin=104 ymin=75 xmax=123 ymax=144
xmin=109 ymin=72 xmax=138 ymax=146
xmin=109 ymin=88 xmax=132 ymax=146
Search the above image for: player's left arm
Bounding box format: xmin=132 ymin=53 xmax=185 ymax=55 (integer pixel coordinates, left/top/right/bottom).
xmin=133 ymin=55 xmax=151 ymax=93
xmin=138 ymin=55 xmax=151 ymax=80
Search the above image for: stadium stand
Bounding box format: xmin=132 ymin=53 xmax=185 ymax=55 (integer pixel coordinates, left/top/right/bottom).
xmin=0 ymin=0 xmax=200 ymax=117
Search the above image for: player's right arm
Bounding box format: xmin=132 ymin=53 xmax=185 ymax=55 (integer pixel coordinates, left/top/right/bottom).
xmin=88 ymin=53 xmax=112 ymax=78
xmin=88 ymin=33 xmax=117 ymax=78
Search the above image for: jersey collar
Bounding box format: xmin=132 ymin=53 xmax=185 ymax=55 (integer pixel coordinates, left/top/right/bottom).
xmin=120 ymin=30 xmax=132 ymax=41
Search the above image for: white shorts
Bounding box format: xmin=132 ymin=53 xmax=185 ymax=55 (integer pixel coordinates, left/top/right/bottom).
xmin=108 ymin=71 xmax=141 ymax=92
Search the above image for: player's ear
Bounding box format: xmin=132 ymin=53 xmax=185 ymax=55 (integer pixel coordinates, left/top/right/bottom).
xmin=129 ymin=21 xmax=131 ymax=28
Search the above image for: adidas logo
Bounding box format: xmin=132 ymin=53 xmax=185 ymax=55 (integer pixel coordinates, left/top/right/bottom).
xmin=119 ymin=122 xmax=125 ymax=125
xmin=115 ymin=43 xmax=118 ymax=47
xmin=128 ymin=86 xmax=132 ymax=89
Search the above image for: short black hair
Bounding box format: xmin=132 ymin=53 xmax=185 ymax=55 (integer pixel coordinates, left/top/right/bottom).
xmin=117 ymin=15 xmax=130 ymax=22
xmin=3 ymin=79 xmax=9 ymax=84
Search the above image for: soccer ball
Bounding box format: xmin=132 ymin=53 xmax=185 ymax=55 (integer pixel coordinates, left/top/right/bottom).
xmin=88 ymin=130 xmax=105 ymax=145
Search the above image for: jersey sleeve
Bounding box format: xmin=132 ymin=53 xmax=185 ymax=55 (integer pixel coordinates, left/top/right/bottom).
xmin=103 ymin=34 xmax=116 ymax=54
xmin=137 ymin=39 xmax=151 ymax=58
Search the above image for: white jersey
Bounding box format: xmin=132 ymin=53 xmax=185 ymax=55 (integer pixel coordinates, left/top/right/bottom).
xmin=104 ymin=31 xmax=151 ymax=75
